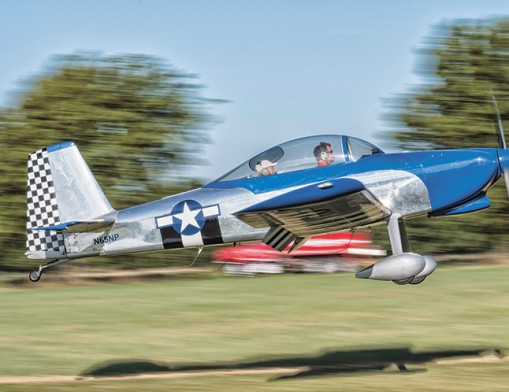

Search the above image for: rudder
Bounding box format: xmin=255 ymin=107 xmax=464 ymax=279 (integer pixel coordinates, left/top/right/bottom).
xmin=26 ymin=147 xmax=66 ymax=259
xmin=25 ymin=142 xmax=115 ymax=259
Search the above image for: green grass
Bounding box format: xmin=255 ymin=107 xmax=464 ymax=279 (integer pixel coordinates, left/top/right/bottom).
xmin=1 ymin=264 xmax=508 ymax=391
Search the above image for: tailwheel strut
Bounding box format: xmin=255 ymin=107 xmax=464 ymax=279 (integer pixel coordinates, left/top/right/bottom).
xmin=28 ymin=258 xmax=69 ymax=283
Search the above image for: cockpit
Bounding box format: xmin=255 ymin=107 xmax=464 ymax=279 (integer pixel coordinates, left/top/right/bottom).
xmin=216 ymin=135 xmax=383 ymax=182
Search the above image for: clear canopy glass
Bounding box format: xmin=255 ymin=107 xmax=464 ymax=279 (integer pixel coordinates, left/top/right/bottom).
xmin=215 ymin=135 xmax=382 ymax=182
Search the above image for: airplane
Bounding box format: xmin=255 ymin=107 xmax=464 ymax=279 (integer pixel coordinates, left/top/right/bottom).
xmin=25 ymin=101 xmax=509 ymax=284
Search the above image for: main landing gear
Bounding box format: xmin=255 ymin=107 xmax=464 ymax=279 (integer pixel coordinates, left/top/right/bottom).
xmin=28 ymin=259 xmax=69 ymax=283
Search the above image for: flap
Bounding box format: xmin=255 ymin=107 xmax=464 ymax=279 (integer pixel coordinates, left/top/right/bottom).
xmin=236 ymin=179 xmax=390 ymax=237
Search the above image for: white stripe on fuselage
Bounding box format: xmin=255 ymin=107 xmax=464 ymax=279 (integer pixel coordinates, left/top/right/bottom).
xmin=182 ymin=232 xmax=204 ymax=247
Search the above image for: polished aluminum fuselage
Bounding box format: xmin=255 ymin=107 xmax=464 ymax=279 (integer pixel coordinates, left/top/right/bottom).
xmin=63 ymin=147 xmax=503 ymax=260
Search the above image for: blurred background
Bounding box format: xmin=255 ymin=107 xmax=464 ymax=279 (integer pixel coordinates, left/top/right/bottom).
xmin=1 ymin=1 xmax=509 ymax=272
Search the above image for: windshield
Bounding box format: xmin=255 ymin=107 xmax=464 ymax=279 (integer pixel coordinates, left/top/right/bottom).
xmin=347 ymin=136 xmax=382 ymax=161
xmin=216 ymin=135 xmax=346 ymax=181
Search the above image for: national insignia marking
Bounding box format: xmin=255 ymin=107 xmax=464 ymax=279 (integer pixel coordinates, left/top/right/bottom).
xmin=155 ymin=200 xmax=220 ymax=235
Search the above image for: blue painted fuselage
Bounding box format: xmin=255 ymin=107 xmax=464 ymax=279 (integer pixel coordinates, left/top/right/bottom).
xmin=205 ymin=147 xmax=502 ymax=217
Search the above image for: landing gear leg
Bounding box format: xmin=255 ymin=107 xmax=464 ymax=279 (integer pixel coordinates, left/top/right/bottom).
xmin=387 ymin=214 xmax=412 ymax=255
xmin=28 ymin=258 xmax=69 ymax=283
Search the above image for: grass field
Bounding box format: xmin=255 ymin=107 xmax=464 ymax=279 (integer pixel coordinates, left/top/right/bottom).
xmin=0 ymin=263 xmax=508 ymax=391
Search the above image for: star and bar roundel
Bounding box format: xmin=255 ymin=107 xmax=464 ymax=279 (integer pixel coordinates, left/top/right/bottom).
xmin=155 ymin=200 xmax=223 ymax=248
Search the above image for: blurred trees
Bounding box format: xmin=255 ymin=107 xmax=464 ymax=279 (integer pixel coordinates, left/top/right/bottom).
xmin=5 ymin=18 xmax=509 ymax=272
xmin=377 ymin=18 xmax=509 ymax=253
xmin=0 ymin=53 xmax=218 ymax=270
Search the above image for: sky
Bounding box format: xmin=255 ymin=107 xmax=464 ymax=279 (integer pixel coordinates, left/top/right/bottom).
xmin=1 ymin=0 xmax=508 ymax=180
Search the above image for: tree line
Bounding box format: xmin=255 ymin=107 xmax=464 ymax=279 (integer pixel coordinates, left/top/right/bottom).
xmin=0 ymin=53 xmax=217 ymax=270
xmin=1 ymin=17 xmax=509 ymax=270
xmin=373 ymin=18 xmax=509 ymax=254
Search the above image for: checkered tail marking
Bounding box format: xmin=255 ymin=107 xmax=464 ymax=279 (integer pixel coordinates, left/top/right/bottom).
xmin=26 ymin=148 xmax=66 ymax=255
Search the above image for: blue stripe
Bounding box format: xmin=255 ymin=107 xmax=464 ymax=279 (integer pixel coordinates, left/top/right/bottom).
xmin=32 ymin=221 xmax=79 ymax=231
xmin=206 ymin=147 xmax=501 ymax=213
xmin=205 ymin=164 xmax=343 ymax=194
xmin=47 ymin=141 xmax=75 ymax=153
xmin=239 ymin=178 xmax=365 ymax=212
xmin=431 ymin=195 xmax=491 ymax=217
xmin=341 ymin=135 xmax=350 ymax=163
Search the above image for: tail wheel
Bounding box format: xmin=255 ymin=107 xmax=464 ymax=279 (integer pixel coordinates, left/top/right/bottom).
xmin=29 ymin=270 xmax=42 ymax=282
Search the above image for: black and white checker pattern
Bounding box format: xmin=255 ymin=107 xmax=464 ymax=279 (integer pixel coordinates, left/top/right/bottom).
xmin=26 ymin=148 xmax=66 ymax=254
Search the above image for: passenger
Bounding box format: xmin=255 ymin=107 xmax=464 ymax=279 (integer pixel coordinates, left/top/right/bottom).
xmin=255 ymin=160 xmax=277 ymax=176
xmin=314 ymin=142 xmax=335 ymax=166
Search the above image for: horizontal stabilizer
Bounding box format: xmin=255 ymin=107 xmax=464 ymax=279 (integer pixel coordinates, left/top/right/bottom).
xmin=32 ymin=219 xmax=115 ymax=233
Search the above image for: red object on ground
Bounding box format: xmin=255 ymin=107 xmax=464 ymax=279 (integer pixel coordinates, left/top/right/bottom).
xmin=212 ymin=232 xmax=384 ymax=267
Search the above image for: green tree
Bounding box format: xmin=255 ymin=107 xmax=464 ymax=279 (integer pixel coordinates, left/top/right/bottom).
xmin=379 ymin=18 xmax=509 ymax=253
xmin=0 ymin=53 xmax=218 ymax=270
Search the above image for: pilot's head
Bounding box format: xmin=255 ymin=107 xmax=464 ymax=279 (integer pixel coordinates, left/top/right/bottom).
xmin=255 ymin=160 xmax=277 ymax=176
xmin=314 ymin=142 xmax=334 ymax=166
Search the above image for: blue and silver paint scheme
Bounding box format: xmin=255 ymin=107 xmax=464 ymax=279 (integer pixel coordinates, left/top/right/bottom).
xmin=25 ymin=133 xmax=509 ymax=283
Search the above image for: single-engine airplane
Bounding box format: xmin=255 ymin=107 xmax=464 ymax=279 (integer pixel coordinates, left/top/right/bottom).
xmin=25 ymin=102 xmax=509 ymax=284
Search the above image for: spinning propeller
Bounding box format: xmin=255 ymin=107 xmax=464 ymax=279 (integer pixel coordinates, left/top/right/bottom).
xmin=492 ymin=93 xmax=509 ymax=195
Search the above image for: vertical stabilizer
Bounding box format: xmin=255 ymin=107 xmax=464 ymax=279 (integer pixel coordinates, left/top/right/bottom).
xmin=26 ymin=142 xmax=115 ymax=259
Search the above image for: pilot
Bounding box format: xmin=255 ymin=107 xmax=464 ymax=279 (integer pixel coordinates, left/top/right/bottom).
xmin=255 ymin=160 xmax=277 ymax=176
xmin=314 ymin=142 xmax=335 ymax=166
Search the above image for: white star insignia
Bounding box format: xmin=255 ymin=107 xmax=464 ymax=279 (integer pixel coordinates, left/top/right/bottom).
xmin=173 ymin=202 xmax=201 ymax=231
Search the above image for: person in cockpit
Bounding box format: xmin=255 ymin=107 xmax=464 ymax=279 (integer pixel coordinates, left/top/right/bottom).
xmin=255 ymin=160 xmax=277 ymax=176
xmin=314 ymin=142 xmax=335 ymax=166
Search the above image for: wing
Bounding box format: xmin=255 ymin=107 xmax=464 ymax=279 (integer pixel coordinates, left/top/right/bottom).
xmin=235 ymin=178 xmax=390 ymax=251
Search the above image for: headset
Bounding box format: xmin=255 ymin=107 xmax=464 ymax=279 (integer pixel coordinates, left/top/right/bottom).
xmin=256 ymin=160 xmax=276 ymax=176
xmin=259 ymin=167 xmax=271 ymax=176
xmin=314 ymin=142 xmax=332 ymax=160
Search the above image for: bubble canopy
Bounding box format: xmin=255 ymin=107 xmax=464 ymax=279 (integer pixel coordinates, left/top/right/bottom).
xmin=215 ymin=135 xmax=382 ymax=182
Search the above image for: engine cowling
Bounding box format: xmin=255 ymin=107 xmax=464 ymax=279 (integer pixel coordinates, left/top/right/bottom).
xmin=355 ymin=253 xmax=437 ymax=284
